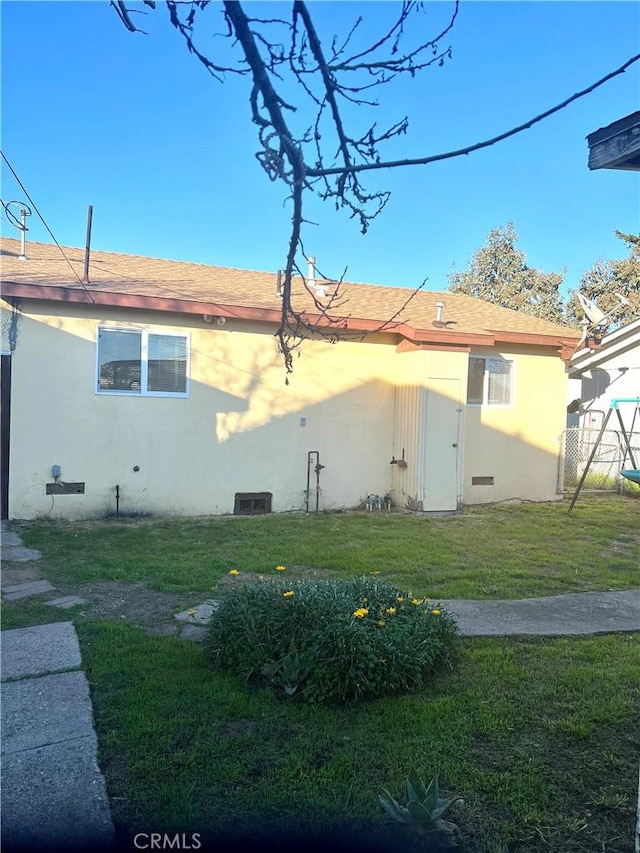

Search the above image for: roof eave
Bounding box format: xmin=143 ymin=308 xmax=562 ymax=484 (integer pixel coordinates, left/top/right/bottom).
xmin=1 ymin=280 xmax=580 ymax=356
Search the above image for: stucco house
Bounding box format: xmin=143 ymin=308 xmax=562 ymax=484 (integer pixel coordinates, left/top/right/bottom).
xmin=567 ymin=319 xmax=640 ymax=432
xmin=1 ymin=236 xmax=580 ymax=520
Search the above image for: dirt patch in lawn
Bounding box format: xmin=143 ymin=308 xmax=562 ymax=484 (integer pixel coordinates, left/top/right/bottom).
xmin=3 ymin=563 xmax=332 ymax=636
xmin=53 ymin=580 xmax=198 ymax=633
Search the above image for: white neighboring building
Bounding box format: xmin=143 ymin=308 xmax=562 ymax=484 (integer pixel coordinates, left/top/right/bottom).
xmin=567 ymin=318 xmax=640 ymax=432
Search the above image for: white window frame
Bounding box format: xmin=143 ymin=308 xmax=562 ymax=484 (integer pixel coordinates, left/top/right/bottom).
xmin=96 ymin=327 xmax=190 ymax=398
xmin=466 ymin=355 xmax=515 ymax=408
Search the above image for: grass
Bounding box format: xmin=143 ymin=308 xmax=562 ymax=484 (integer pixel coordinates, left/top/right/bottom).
xmin=76 ymin=621 xmax=639 ymax=852
xmin=17 ymin=494 xmax=640 ymax=599
xmin=4 ymin=496 xmax=639 ymax=852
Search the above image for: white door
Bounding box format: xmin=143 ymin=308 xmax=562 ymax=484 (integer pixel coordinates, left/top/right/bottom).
xmin=422 ymin=378 xmax=461 ymax=511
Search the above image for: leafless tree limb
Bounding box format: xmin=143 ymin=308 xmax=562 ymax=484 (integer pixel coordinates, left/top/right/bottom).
xmin=113 ymin=0 xmax=640 ymax=375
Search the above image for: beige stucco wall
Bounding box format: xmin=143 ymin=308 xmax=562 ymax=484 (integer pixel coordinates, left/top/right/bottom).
xmin=2 ymin=299 xmax=569 ymax=519
xmin=3 ymin=300 xmax=399 ymax=519
xmin=463 ymin=345 xmax=567 ymax=504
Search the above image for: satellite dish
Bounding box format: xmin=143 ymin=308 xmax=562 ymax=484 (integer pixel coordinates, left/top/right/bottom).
xmin=575 ymin=291 xmax=631 ymax=351
xmin=576 ymin=292 xmax=607 ymax=326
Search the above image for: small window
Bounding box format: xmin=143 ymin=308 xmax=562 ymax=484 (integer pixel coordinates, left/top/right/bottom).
xmin=467 ymin=356 xmax=513 ymax=406
xmin=97 ymin=328 xmax=188 ymax=397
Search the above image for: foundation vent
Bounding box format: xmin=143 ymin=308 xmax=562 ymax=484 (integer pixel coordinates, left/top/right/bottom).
xmin=234 ymin=492 xmax=272 ymax=515
xmin=471 ymin=476 xmax=494 ymax=486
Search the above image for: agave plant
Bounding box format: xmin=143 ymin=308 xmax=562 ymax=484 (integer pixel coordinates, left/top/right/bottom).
xmin=379 ymin=769 xmax=462 ymax=849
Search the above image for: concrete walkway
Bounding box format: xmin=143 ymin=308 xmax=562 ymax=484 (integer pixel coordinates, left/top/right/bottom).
xmin=441 ymin=589 xmax=640 ymax=636
xmin=1 ymin=622 xmax=114 ymax=852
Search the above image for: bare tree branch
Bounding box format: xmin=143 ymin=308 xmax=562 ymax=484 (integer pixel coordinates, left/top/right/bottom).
xmin=112 ymin=0 xmax=640 ymax=376
xmin=308 ymin=52 xmax=640 ymax=178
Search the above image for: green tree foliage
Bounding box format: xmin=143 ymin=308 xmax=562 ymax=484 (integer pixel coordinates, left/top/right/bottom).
xmin=447 ymin=222 xmax=567 ymax=323
xmin=566 ymin=231 xmax=640 ymax=327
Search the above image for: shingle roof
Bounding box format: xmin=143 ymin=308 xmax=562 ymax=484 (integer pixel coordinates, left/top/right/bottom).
xmin=1 ymin=237 xmax=580 ymax=349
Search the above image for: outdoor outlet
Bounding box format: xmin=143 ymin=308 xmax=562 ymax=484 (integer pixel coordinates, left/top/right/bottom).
xmin=300 ymin=417 xmax=306 ymax=427
xmin=52 ymin=464 xmax=61 ymax=479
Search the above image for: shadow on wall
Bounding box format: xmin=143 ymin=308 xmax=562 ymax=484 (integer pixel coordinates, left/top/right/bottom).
xmin=6 ymin=310 xmax=568 ymax=518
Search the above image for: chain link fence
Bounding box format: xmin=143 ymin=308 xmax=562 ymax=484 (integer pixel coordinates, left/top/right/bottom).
xmin=558 ymin=428 xmax=640 ymax=493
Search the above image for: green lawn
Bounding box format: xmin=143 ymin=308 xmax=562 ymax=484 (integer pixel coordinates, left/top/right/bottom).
xmin=80 ymin=622 xmax=639 ymax=852
xmin=18 ymin=494 xmax=639 ymax=599
xmin=4 ymin=496 xmax=639 ymax=852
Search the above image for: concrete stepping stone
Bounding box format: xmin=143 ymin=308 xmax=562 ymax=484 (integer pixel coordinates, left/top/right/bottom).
xmin=174 ymin=599 xmax=220 ymax=625
xmin=1 ymin=622 xmax=81 ymax=681
xmin=44 ymin=596 xmax=88 ymax=609
xmin=2 ymin=671 xmax=96 ymax=755
xmin=1 ymin=530 xmax=24 ymax=547
xmin=180 ymin=624 xmax=208 ymax=641
xmin=1 ymin=544 xmax=43 ymax=562
xmin=2 ymin=579 xmax=55 ymax=600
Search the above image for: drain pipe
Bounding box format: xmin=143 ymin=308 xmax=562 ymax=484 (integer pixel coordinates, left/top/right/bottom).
xmin=305 ymin=451 xmax=325 ymax=514
xmin=115 ymin=484 xmax=120 ymax=517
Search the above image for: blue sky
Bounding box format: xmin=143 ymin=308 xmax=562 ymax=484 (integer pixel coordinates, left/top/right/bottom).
xmin=1 ymin=1 xmax=638 ymax=298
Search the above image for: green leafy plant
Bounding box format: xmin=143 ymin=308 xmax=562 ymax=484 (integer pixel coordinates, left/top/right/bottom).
xmin=379 ymin=769 xmax=462 ymax=849
xmin=204 ymin=576 xmax=459 ymax=704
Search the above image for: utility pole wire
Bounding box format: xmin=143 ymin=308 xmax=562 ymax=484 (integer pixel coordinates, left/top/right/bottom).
xmin=1 ymin=150 xmax=95 ymax=301
xmin=307 ymin=52 xmax=640 ymax=178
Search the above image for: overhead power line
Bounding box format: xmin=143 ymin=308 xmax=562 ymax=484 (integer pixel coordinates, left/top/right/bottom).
xmin=0 ymin=150 xmax=95 ymax=301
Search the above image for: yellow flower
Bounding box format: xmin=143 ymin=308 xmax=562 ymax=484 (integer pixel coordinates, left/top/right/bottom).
xmin=276 ymin=565 xmax=286 ymax=572
xmin=432 ymin=609 xmax=441 ymax=617
xmin=353 ymin=608 xmax=368 ymax=619
xmin=377 ymin=620 xmax=386 ymax=628
xmin=229 ymin=569 xmax=239 ymax=576
xmin=283 ymin=590 xmax=294 ymax=598
xmin=411 ymin=598 xmax=420 ymax=606
xmin=369 ymin=571 xmax=381 ymax=576
xmin=362 ymin=597 xmax=368 ymax=603
xmin=187 ymin=609 xmax=197 ymax=617
xmin=385 ymin=607 xmax=396 ymax=615
xmin=396 ymin=596 xmax=405 ymax=604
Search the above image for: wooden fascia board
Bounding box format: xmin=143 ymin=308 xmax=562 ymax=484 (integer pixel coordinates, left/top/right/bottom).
xmin=587 ymin=126 xmax=640 ymax=171
xmin=0 ymin=281 xmax=284 ymax=324
xmin=489 ymin=330 xmax=580 ymax=347
xmin=0 ymin=282 xmax=493 ymax=344
xmin=488 ymin=329 xmax=581 ymax=360
xmin=0 ymin=281 xmax=581 ymax=358
xmin=396 ymin=340 xmax=471 ymax=354
xmin=402 ymin=328 xmax=494 ymax=346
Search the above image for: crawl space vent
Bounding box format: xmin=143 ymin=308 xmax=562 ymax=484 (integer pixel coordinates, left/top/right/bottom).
xmin=234 ymin=492 xmax=272 ymax=515
xmin=471 ymin=476 xmax=494 ymax=486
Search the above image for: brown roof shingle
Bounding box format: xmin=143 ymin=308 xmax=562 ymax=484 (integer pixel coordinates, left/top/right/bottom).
xmin=1 ymin=237 xmax=580 ymax=349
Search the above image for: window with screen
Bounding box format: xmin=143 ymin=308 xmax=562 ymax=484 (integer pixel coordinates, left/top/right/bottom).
xmin=97 ymin=329 xmax=188 ymax=397
xmin=467 ymin=356 xmax=513 ymax=406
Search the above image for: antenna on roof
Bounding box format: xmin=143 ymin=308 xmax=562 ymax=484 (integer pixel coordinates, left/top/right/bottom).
xmin=576 ymin=291 xmax=630 ymax=349
xmin=82 ymin=205 xmax=93 ymax=284
xmin=1 ymin=199 xmax=32 ymax=259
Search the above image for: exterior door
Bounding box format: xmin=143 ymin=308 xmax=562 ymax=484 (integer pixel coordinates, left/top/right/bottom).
xmin=423 ymin=378 xmax=461 ymax=511
xmin=1 ymin=354 xmax=11 ymax=519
